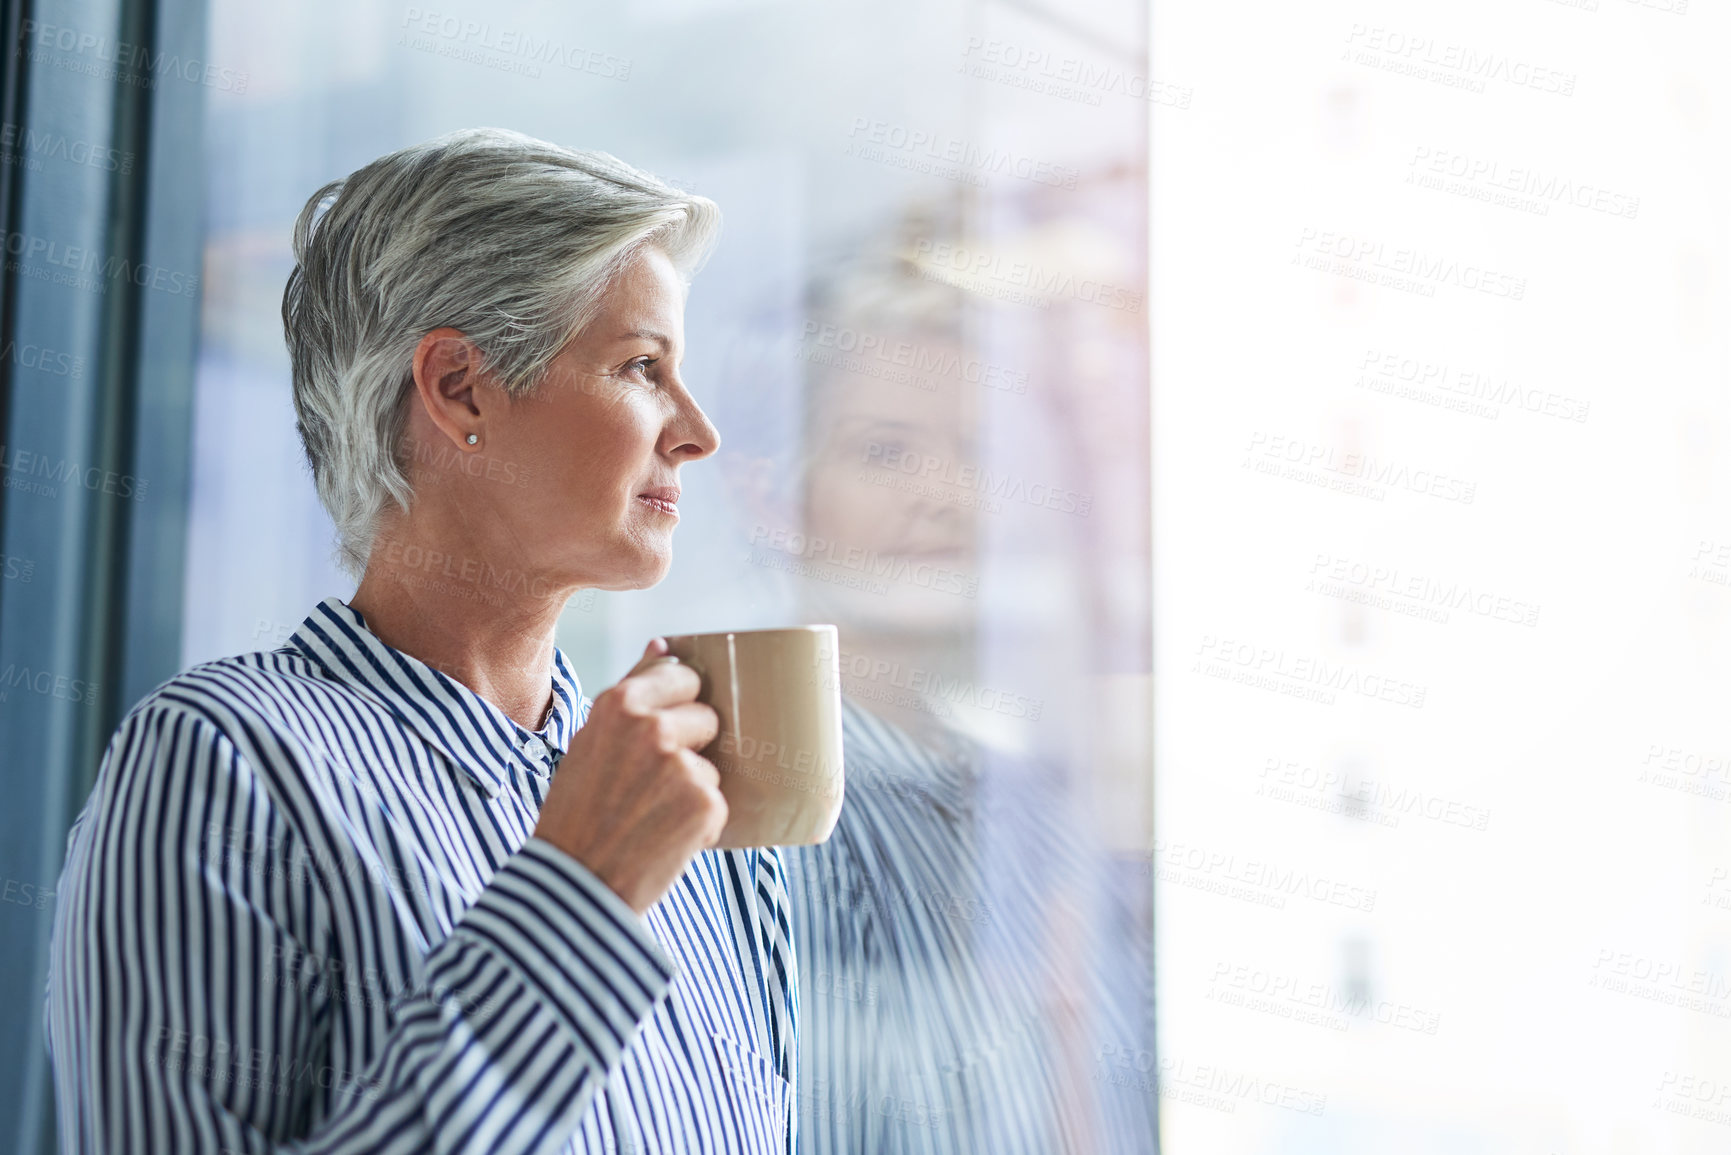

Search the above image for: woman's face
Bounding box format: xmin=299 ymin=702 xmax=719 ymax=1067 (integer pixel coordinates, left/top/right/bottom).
xmin=799 ymin=349 xmax=980 ymax=632
xmin=412 ymin=245 xmax=719 ymax=594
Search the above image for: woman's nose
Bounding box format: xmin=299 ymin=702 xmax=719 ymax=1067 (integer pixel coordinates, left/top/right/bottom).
xmin=667 ymin=393 xmax=721 ymax=460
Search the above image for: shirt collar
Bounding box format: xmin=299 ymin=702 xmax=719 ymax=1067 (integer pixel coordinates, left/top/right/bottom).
xmin=287 ymin=596 xmax=587 ymax=798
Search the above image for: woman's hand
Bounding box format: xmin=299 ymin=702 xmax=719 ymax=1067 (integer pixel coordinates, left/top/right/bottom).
xmin=532 ymin=638 xmax=725 ymax=914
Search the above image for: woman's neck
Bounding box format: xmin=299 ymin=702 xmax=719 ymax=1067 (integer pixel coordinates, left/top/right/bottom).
xmin=349 ymin=528 xmax=574 ymax=731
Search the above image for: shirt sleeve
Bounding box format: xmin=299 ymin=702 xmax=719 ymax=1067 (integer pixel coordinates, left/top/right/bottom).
xmin=46 ymin=699 xmax=676 ymax=1154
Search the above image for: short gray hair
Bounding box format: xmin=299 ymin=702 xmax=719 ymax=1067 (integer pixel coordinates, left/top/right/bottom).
xmin=282 ymin=126 xmax=721 ymax=577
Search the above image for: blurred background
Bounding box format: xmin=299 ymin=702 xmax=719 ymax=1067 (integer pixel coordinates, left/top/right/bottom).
xmin=0 ymin=0 xmax=1152 ymax=1152
xmin=1152 ymin=3 xmax=1727 ymax=1154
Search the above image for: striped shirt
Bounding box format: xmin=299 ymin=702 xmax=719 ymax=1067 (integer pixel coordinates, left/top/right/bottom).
xmin=783 ymin=701 xmax=1156 ymax=1154
xmin=45 ymin=596 xmax=799 ymax=1155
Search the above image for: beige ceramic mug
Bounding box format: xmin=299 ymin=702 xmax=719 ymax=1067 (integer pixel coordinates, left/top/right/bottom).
xmin=663 ymin=625 xmax=845 ymax=849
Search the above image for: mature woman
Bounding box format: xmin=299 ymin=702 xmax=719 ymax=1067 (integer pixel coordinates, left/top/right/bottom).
xmin=768 ymin=249 xmax=1158 ymax=1153
xmin=45 ymin=128 xmax=796 ymax=1154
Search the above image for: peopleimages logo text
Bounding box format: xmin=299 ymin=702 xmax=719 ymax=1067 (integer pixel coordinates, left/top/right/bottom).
xmin=0 ymin=664 xmax=98 ymax=706
xmin=860 ymin=442 xmax=1092 ymax=516
xmin=0 ymin=228 xmax=198 ymax=297
xmin=0 ymin=123 xmax=132 ymax=174
xmin=399 ymin=9 xmax=631 ymax=79
xmin=18 ymin=20 xmax=249 ymax=92
xmin=799 ymin=320 xmax=1030 ymax=394
xmin=846 ymin=118 xmax=1078 ymax=189
xmin=1153 ymin=839 xmax=1378 ymax=913
xmin=0 ymin=444 xmax=147 ymax=501
xmin=748 ymin=525 xmax=978 ymax=598
xmin=1293 ymin=228 xmax=1525 ymax=301
xmin=911 ymin=239 xmax=1142 ymax=312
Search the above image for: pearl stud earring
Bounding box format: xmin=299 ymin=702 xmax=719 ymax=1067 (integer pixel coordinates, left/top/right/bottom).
xmin=466 ymin=434 xmax=478 ymax=445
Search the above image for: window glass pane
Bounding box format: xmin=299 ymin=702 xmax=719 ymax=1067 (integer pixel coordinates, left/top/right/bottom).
xmin=188 ymin=0 xmax=1153 ymax=1151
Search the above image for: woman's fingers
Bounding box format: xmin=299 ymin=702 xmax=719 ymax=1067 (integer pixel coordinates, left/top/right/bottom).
xmin=620 ymin=656 xmax=702 ymax=710
xmin=625 ymin=636 xmax=671 ymax=677
xmin=662 ymin=701 xmax=721 ymax=754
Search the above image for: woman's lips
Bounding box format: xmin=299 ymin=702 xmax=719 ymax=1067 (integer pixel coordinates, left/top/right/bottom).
xmin=637 ymin=488 xmax=680 ymax=518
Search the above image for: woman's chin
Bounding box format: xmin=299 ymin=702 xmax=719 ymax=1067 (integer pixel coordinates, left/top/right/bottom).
xmin=565 ymin=548 xmax=671 ymax=592
xmin=620 ymin=547 xmax=675 ymax=590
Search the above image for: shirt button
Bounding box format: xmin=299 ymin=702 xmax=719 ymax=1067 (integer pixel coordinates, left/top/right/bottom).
xmin=521 ymin=736 xmax=547 ymax=759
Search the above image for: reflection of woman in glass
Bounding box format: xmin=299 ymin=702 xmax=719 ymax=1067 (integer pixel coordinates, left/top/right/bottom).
xmin=774 ymin=250 xmax=1157 ymax=1153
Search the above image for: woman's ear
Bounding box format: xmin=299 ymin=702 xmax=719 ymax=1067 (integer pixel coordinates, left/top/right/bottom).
xmin=411 ymin=328 xmax=486 ymax=448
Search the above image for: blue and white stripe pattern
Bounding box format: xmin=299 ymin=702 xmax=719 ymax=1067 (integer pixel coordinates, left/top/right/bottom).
xmin=782 ymin=701 xmax=1157 ymax=1154
xmin=45 ymin=596 xmax=798 ymax=1154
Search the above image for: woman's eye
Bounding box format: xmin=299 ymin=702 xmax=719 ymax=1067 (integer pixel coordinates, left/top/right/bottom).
xmin=625 ymin=357 xmax=655 ymax=378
